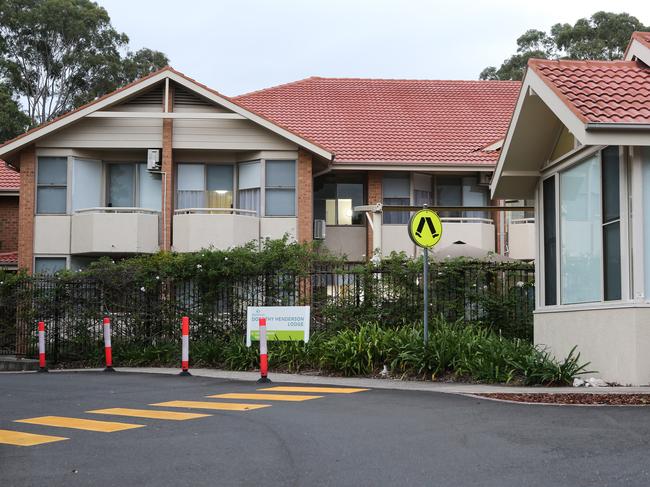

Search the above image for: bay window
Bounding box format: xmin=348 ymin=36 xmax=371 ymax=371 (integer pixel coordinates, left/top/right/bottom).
xmin=543 ymin=147 xmax=622 ymax=306
xmin=177 ymin=163 xmax=234 ymax=211
xmin=107 ymin=163 xmax=162 ymax=210
xmin=238 ymin=161 xmax=261 ymax=215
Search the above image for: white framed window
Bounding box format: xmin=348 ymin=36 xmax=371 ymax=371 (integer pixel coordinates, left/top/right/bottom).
xmin=542 ymin=146 xmax=623 ymax=306
xmin=177 ymin=163 xmax=234 ymax=210
xmin=313 ymin=173 xmax=365 ymax=225
xmin=265 ymin=160 xmax=296 ymax=216
xmin=383 ymin=173 xmax=410 ymax=224
xmin=34 ymin=257 xmax=67 ymax=274
xmin=106 ymin=162 xmax=162 ymax=210
xmin=37 ymin=157 xmax=68 ymax=214
xmin=238 ymin=161 xmax=261 ymax=216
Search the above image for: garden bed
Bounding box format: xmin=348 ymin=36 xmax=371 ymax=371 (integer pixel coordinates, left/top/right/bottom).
xmin=477 ymin=393 xmax=650 ymax=406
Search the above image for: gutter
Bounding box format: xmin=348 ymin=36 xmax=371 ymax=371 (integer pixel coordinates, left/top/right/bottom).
xmin=586 ymin=122 xmax=650 ymax=132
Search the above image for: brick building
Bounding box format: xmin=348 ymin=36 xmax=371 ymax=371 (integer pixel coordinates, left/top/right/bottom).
xmin=0 ymin=163 xmax=19 ymax=270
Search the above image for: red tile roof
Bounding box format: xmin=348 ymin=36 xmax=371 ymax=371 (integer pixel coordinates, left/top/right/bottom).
xmin=0 ymin=163 xmax=19 ymax=191
xmin=0 ymin=251 xmax=17 ymax=265
xmin=529 ymin=59 xmax=650 ymax=124
xmin=234 ymin=78 xmax=521 ymax=165
xmin=630 ymin=31 xmax=650 ymax=49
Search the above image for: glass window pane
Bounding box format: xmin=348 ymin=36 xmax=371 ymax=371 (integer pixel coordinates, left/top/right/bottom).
xmin=462 ymin=176 xmax=489 ymax=219
xmin=383 ymin=174 xmax=410 ymax=198
xmin=604 ymin=222 xmax=621 ymax=301
xmin=325 ymin=199 xmax=336 ymax=225
xmin=239 ymin=188 xmax=260 ymax=215
xmin=602 ymin=146 xmax=620 ymax=223
xmin=313 ymin=173 xmax=365 ymax=226
xmin=266 ymin=160 xmax=295 ymax=187
xmin=72 ymin=158 xmax=102 ymax=211
xmin=238 ymin=161 xmax=261 ymax=189
xmin=108 ymin=164 xmax=134 ymax=207
xmin=38 ymin=157 xmax=67 ymax=185
xmin=34 ymin=257 xmax=66 ymax=274
xmin=560 ymin=155 xmax=602 ymax=304
xmin=266 ymin=189 xmax=295 ymax=216
xmin=138 ymin=164 xmax=162 ymax=211
xmin=207 ymin=165 xmax=233 ymax=191
xmin=338 ymin=183 xmax=364 ymax=224
xmin=338 ymin=199 xmax=353 ymax=225
xmin=178 ymin=164 xmax=205 ymax=191
xmin=543 ymin=177 xmax=557 ymax=306
xmin=383 ymin=198 xmax=410 ymax=224
xmin=37 ymin=187 xmax=66 ymax=214
xmin=436 ymin=176 xmax=462 ymax=217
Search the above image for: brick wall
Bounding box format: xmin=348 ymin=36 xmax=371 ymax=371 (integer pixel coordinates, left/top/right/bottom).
xmin=0 ymin=196 xmax=19 ymax=252
xmin=17 ymin=145 xmax=35 ymax=272
xmin=162 ymin=86 xmax=174 ymax=250
xmin=297 ymin=149 xmax=313 ymax=243
xmin=366 ymin=171 xmax=382 ymax=259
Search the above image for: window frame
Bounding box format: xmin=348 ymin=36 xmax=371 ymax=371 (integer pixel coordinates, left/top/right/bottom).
xmin=264 ymin=159 xmax=297 ymax=217
xmin=36 ymin=156 xmax=69 ymax=215
xmin=176 ymin=162 xmax=236 ymax=210
xmin=537 ymin=145 xmax=629 ymax=310
xmin=313 ymin=172 xmax=366 ymax=226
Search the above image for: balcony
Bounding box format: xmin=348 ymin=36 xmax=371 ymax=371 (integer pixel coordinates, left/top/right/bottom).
xmin=381 ymin=217 xmax=495 ymax=256
xmin=71 ymin=208 xmax=160 ymax=255
xmin=508 ymin=218 xmax=535 ymax=260
xmin=173 ymin=208 xmax=259 ymax=252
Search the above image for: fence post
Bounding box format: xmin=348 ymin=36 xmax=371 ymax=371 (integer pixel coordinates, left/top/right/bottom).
xmin=179 ymin=316 xmax=191 ymax=376
xmin=103 ymin=317 xmax=115 ymax=372
xmin=257 ymin=317 xmax=271 ymax=383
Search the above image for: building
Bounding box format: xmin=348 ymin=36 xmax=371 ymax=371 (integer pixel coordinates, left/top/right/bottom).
xmin=0 ymin=67 xmax=528 ymax=275
xmin=0 ymin=163 xmax=19 ymax=270
xmin=492 ymin=32 xmax=650 ymax=385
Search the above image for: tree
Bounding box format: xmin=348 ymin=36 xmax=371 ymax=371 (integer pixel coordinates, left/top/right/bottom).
xmin=0 ymin=83 xmax=31 ymax=143
xmin=0 ymin=0 xmax=168 ymax=126
xmin=480 ymin=11 xmax=650 ymax=80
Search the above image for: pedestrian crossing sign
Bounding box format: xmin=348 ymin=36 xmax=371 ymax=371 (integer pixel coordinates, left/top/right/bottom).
xmin=408 ymin=209 xmax=442 ymax=248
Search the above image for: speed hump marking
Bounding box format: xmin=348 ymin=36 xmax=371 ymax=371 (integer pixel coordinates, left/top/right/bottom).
xmin=408 ymin=209 xmax=442 ymax=248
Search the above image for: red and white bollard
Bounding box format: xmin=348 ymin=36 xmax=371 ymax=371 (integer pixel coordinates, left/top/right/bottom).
xmin=37 ymin=321 xmax=47 ymax=373
xmin=257 ymin=317 xmax=271 ymax=383
xmin=179 ymin=316 xmax=191 ymax=376
xmin=103 ymin=317 xmax=115 ymax=372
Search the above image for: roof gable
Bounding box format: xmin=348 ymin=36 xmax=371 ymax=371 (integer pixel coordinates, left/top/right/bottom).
xmin=0 ymin=67 xmax=333 ymax=164
xmin=235 ymin=77 xmax=521 ymax=166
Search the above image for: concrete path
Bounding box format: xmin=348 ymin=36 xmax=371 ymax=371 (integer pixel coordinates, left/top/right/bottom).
xmin=15 ymin=366 xmax=647 ymax=395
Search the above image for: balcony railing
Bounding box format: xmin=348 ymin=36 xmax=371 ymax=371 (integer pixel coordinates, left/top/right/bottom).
xmin=74 ymin=207 xmax=160 ymax=215
xmin=440 ymin=217 xmax=494 ymax=224
xmin=511 ymin=218 xmax=535 ymax=225
xmin=174 ymin=208 xmax=257 ymax=216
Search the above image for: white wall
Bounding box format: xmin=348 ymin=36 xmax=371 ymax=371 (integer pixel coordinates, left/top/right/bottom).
xmin=34 ymin=215 xmax=71 ymax=254
xmin=70 ymin=212 xmax=159 ymax=254
xmin=535 ymin=306 xmax=650 ymax=385
xmin=323 ymin=226 xmax=366 ymax=261
xmin=173 ymin=213 xmax=259 ymax=252
xmin=260 ymin=218 xmax=297 ymax=242
xmin=508 ymin=222 xmax=535 ymax=260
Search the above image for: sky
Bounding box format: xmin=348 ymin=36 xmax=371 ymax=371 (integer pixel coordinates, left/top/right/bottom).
xmin=98 ymin=0 xmax=650 ymax=96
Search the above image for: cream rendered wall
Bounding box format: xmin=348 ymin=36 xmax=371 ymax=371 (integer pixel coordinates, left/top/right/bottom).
xmin=36 ymin=118 xmax=163 ymax=148
xmin=508 ymin=223 xmax=536 ymax=260
xmin=260 ymin=218 xmax=297 ymax=242
xmin=173 ymin=214 xmax=259 ymax=252
xmin=173 ymin=119 xmax=297 ymax=150
xmin=34 ymin=216 xmax=71 ymax=254
xmin=70 ymin=213 xmax=159 ymax=254
xmin=437 ymin=221 xmax=495 ymax=251
xmin=535 ymin=307 xmax=650 ymax=385
xmin=382 ymin=225 xmax=415 ymax=256
xmin=323 ymin=226 xmax=367 ymax=261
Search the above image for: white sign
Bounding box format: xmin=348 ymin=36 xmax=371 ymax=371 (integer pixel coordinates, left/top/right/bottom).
xmin=246 ymin=306 xmax=310 ymax=347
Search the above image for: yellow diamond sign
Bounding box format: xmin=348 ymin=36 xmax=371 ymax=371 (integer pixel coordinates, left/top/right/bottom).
xmin=408 ymin=209 xmax=443 ymax=249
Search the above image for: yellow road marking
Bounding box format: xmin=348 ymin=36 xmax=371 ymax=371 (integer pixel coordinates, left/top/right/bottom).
xmin=208 ymin=393 xmax=322 ymax=402
xmin=0 ymin=429 xmax=68 ymax=446
xmin=259 ymin=386 xmax=369 ymax=394
xmin=15 ymin=416 xmax=144 ymax=432
xmin=87 ymin=408 xmax=211 ymax=421
xmin=151 ymin=401 xmax=270 ymax=411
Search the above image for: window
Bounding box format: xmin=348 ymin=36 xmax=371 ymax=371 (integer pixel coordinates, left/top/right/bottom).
xmin=34 ymin=257 xmax=66 ymax=274
xmin=177 ymin=163 xmax=233 ymax=210
xmin=238 ymin=161 xmax=261 ymax=216
xmin=383 ymin=173 xmax=410 ymax=224
xmin=106 ymin=163 xmax=161 ymax=210
xmin=37 ymin=157 xmax=67 ymax=214
xmin=560 ymin=154 xmax=602 ymax=304
xmin=72 ymin=158 xmax=102 ymax=211
xmin=265 ymin=160 xmax=296 ymax=216
xmin=138 ymin=164 xmax=162 ymax=211
xmin=543 ymin=177 xmax=557 ymax=305
xmin=602 ymin=147 xmax=621 ymax=301
xmin=434 ymin=176 xmax=489 ymax=218
xmin=108 ymin=163 xmax=135 ymax=207
xmin=314 ymin=173 xmax=365 ymax=225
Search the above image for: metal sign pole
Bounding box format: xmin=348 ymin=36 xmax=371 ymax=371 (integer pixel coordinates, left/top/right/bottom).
xmin=423 ymin=247 xmax=429 ymax=345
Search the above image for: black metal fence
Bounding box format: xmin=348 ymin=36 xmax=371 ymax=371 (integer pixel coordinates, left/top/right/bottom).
xmin=0 ymin=263 xmax=534 ymax=363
